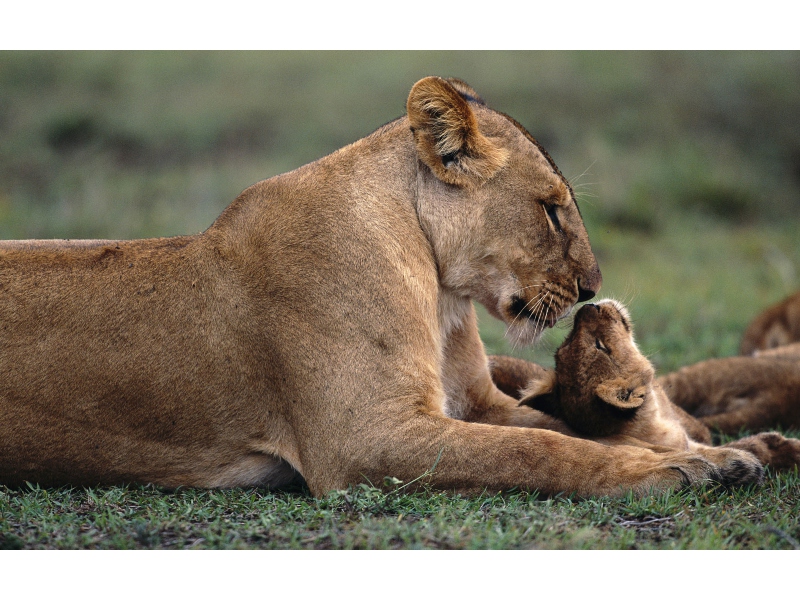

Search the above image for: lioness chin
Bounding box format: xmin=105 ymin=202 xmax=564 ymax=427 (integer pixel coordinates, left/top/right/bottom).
xmin=2 ymin=77 xmax=728 ymax=497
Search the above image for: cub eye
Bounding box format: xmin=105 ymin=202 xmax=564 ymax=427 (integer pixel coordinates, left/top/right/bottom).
xmin=544 ymin=203 xmax=562 ymax=233
xmin=595 ymin=338 xmax=611 ymax=354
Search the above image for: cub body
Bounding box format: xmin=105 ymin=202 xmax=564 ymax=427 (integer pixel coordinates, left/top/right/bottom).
xmin=658 ymin=356 xmax=800 ymax=435
xmin=521 ymin=300 xmax=799 ymax=475
xmin=655 ymin=289 xmax=800 ymax=436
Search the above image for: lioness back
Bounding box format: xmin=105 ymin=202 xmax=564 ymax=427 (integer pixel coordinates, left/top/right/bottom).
xmin=0 ymin=121 xmax=438 ymax=489
xmin=1 ymin=235 xmax=294 ymax=486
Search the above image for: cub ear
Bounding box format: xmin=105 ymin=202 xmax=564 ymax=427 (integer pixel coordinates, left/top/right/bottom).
xmin=406 ymin=76 xmax=508 ymax=187
xmin=595 ymin=381 xmax=647 ymax=411
xmin=518 ymin=370 xmax=560 ymax=417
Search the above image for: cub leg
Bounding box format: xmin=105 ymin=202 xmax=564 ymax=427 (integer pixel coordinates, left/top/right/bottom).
xmin=671 ymin=403 xmax=713 ymax=445
xmin=723 ymin=432 xmax=800 ymax=472
xmin=488 ymin=355 xmax=548 ymax=400
xmin=698 ymin=400 xmax=784 ymax=436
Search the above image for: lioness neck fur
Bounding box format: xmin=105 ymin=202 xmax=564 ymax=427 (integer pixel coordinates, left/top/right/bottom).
xmin=519 ymin=299 xmax=798 ymax=475
xmin=2 ymin=77 xmax=742 ymax=497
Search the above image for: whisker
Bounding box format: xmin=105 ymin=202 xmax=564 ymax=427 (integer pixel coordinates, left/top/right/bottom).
xmin=573 ymin=194 xmax=597 ymax=208
xmin=525 ymin=293 xmax=549 ymax=347
xmin=514 ymin=283 xmax=545 ymax=294
xmin=505 ymin=289 xmax=546 ymax=351
xmin=505 ymin=286 xmax=551 ymax=349
xmin=568 ymin=160 xmax=597 ymax=187
xmin=541 ymin=291 xmax=552 ymax=337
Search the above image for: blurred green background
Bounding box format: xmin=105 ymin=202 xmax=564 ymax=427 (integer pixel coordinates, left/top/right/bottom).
xmin=1 ymin=51 xmax=798 ymax=372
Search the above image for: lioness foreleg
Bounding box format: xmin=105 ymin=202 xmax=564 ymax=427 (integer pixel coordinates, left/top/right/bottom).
xmin=307 ymin=412 xmax=726 ymax=498
xmin=441 ymin=314 xmax=574 ymax=431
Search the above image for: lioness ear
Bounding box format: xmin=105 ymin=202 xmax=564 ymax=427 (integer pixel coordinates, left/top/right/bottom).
xmin=407 ymin=76 xmax=508 ymax=187
xmin=595 ymin=381 xmax=646 ymax=411
xmin=518 ymin=370 xmax=560 ymax=417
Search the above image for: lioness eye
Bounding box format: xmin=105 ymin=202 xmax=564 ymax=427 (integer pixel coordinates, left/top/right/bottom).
xmin=544 ymin=203 xmax=562 ymax=233
xmin=595 ymin=338 xmax=611 ymax=354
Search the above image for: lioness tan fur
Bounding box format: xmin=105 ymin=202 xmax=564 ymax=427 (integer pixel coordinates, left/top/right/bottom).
xmin=740 ymin=290 xmax=800 ymax=355
xmin=2 ymin=77 xmax=749 ymax=497
xmin=517 ymin=299 xmax=798 ymax=474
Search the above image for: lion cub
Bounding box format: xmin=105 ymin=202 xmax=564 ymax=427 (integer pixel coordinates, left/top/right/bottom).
xmin=519 ymin=299 xmax=800 ymax=473
xmin=657 ymin=353 xmax=800 ymax=436
xmin=740 ymin=290 xmax=800 ymax=355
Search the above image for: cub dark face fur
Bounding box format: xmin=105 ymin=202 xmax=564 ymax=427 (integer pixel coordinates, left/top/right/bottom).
xmin=520 ymin=300 xmax=696 ymax=445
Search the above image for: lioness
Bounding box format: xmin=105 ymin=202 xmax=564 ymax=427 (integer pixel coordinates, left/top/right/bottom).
xmin=1 ymin=77 xmax=746 ymax=497
xmin=740 ymin=290 xmax=800 ymax=355
xmin=518 ymin=299 xmax=797 ymax=473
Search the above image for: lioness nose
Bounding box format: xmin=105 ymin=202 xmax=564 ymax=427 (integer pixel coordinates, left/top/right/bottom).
xmin=577 ymin=286 xmax=596 ymax=303
xmin=577 ymin=267 xmax=602 ymax=302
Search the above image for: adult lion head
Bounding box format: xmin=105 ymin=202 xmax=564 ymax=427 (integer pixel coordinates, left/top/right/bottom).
xmin=407 ymin=77 xmax=601 ymax=344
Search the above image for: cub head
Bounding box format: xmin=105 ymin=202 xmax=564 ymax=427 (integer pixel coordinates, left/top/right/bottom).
xmin=519 ymin=299 xmax=654 ymax=437
xmin=406 ymin=76 xmax=601 ymax=344
xmin=740 ymin=291 xmax=800 ymax=355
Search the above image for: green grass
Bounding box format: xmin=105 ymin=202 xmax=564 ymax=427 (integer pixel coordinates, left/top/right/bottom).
xmin=2 ymin=52 xmax=800 ymax=550
xmin=2 ymin=472 xmax=799 ymax=550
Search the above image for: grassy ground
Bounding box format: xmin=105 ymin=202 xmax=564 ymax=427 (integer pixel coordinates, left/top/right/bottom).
xmin=3 ymin=471 xmax=800 ymax=550
xmin=1 ymin=52 xmax=800 ymax=550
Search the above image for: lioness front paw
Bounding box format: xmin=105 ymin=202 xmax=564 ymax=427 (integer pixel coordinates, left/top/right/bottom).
xmin=695 ymin=447 xmax=764 ymax=487
xmin=623 ymin=451 xmax=721 ymax=497
xmin=663 ymin=454 xmax=722 ymax=488
xmin=607 ymin=445 xmax=760 ymax=497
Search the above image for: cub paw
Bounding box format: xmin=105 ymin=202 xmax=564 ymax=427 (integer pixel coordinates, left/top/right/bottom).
xmin=727 ymin=432 xmax=800 ymax=472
